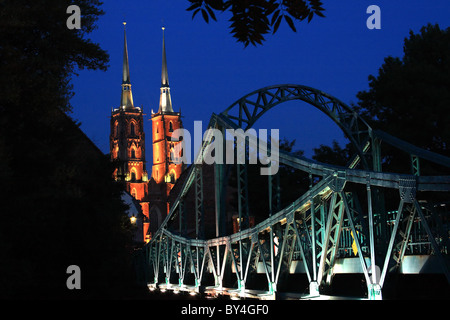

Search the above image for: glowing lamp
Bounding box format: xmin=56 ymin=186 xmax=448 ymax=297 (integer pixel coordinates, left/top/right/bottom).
xmin=130 ymin=215 xmax=137 ymax=224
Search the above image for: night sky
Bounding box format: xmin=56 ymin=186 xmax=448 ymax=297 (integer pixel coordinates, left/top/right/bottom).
xmin=70 ymin=1 xmax=450 ymax=161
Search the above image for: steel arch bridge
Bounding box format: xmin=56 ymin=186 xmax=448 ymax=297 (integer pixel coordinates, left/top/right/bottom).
xmin=142 ymin=84 xmax=450 ymax=300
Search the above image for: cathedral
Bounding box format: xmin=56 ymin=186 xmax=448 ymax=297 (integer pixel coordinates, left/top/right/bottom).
xmin=110 ymin=24 xmax=184 ymax=243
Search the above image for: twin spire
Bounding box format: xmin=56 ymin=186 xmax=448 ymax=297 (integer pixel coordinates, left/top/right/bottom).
xmin=120 ymin=23 xmax=173 ymax=113
xmin=159 ymin=26 xmax=173 ymax=113
xmin=121 ymin=22 xmax=134 ymax=109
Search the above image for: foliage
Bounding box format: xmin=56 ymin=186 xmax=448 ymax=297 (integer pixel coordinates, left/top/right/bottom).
xmin=0 ymin=0 xmax=136 ymax=298
xmin=312 ymin=140 xmax=351 ymax=167
xmin=303 ymin=24 xmax=450 ymax=175
xmin=186 ymin=0 xmax=325 ymax=47
xmin=355 ymin=23 xmax=450 ymax=174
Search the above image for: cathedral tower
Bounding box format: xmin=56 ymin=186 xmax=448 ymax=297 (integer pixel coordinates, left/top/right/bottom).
xmin=110 ymin=23 xmax=150 ymax=239
xmin=145 ymin=27 xmax=184 ymax=239
xmin=109 ymin=25 xmax=185 ymax=243
xmin=151 ymin=27 xmax=183 ymax=194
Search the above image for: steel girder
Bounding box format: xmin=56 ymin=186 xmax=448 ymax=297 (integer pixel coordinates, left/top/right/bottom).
xmin=220 ymin=84 xmax=373 ymax=170
xmin=144 ymin=84 xmax=450 ymax=300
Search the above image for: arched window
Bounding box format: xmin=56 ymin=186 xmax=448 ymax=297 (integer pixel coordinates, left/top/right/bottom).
xmin=130 ymin=168 xmax=137 ymax=182
xmin=130 ymin=122 xmax=135 ymax=136
xmin=169 ymin=121 xmax=174 ymax=132
xmin=149 ymin=206 xmax=162 ymax=235
xmin=114 ymin=121 xmax=119 ymax=138
xmin=131 ymin=188 xmax=137 ymax=199
xmin=131 ymin=148 xmax=136 ymax=158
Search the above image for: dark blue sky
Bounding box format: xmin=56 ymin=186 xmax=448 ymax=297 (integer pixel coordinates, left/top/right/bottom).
xmin=70 ymin=1 xmax=450 ymax=160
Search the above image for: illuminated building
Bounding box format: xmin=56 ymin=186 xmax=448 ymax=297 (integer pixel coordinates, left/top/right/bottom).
xmin=148 ymin=27 xmax=184 ymax=238
xmin=110 ymin=24 xmax=183 ymax=243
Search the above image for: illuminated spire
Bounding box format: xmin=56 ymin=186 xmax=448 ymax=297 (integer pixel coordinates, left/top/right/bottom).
xmin=121 ymin=22 xmax=134 ymax=109
xmin=161 ymin=27 xmax=169 ymax=88
xmin=158 ymin=26 xmax=173 ymax=113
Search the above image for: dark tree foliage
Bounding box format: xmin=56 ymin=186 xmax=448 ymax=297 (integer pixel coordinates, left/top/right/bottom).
xmin=312 ymin=140 xmax=351 ymax=167
xmin=186 ymin=0 xmax=325 ymax=47
xmin=355 ymin=24 xmax=450 ymax=174
xmin=305 ymin=24 xmax=450 ymax=176
xmin=0 ymin=0 xmax=137 ymax=298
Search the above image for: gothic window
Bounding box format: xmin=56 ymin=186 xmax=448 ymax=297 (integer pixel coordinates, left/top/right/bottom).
xmin=131 ymin=171 xmax=136 ymax=181
xmin=130 ymin=122 xmax=135 ymax=136
xmin=131 ymin=148 xmax=136 ymax=159
xmin=114 ymin=121 xmax=118 ymax=138
xmin=169 ymin=121 xmax=173 ymax=132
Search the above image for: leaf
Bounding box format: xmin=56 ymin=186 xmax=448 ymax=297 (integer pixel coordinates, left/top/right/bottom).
xmin=272 ymin=14 xmax=282 ymax=34
xmin=201 ymin=8 xmax=209 ymax=23
xmin=192 ymin=8 xmax=201 ymax=20
xmin=284 ymin=15 xmax=297 ymax=32
xmin=307 ymin=11 xmax=314 ymax=23
xmin=265 ymin=1 xmax=279 ymax=16
xmin=222 ymin=0 xmax=232 ymax=10
xmin=315 ymin=10 xmax=325 ymax=18
xmin=207 ymin=0 xmax=225 ymax=11
xmin=186 ymin=1 xmax=202 ymax=11
xmin=270 ymin=10 xmax=280 ymax=26
xmin=205 ymin=5 xmax=217 ymax=22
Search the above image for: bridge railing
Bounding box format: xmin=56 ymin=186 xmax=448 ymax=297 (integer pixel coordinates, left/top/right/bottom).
xmin=142 ymin=84 xmax=450 ymax=300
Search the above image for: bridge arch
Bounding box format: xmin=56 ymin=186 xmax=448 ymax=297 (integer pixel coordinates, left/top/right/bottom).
xmin=220 ymin=84 xmax=373 ymax=168
xmin=145 ymin=83 xmax=450 ymax=300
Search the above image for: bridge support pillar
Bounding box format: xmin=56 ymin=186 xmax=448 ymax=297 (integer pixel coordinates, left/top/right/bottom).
xmin=309 ymin=281 xmax=320 ymax=297
xmin=368 ymin=284 xmax=382 ymax=300
xmin=238 ymin=279 xmax=246 ymax=298
xmin=268 ymin=282 xmax=277 ymax=300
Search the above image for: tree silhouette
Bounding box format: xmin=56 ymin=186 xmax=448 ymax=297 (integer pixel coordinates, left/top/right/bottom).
xmin=0 ymin=0 xmax=136 ymax=298
xmin=187 ymin=0 xmax=325 ymax=47
xmin=355 ymin=23 xmax=450 ymax=174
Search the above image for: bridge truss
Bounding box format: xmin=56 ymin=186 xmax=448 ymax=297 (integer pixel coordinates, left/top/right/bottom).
xmin=143 ymin=84 xmax=450 ymax=300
